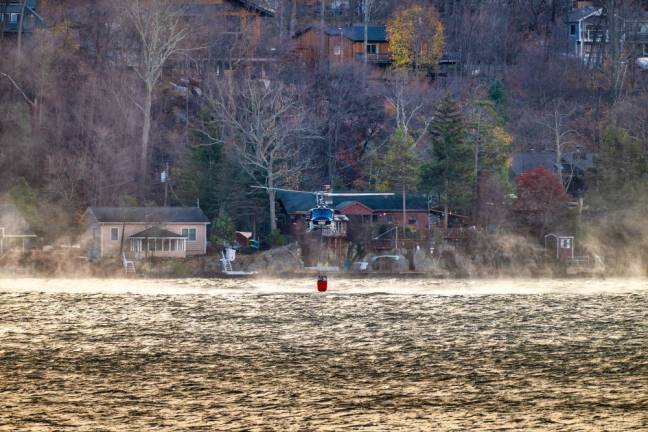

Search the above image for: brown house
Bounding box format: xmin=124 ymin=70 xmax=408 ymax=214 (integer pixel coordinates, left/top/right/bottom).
xmin=293 ymin=24 xmax=391 ymax=66
xmin=176 ymin=0 xmax=275 ymax=76
xmin=84 ymin=207 xmax=210 ymax=259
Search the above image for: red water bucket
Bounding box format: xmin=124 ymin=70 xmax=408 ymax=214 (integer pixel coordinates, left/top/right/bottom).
xmin=317 ymin=275 xmax=328 ymax=292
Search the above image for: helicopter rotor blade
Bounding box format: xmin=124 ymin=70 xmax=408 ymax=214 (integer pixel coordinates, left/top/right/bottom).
xmin=250 ymin=186 xmax=317 ymax=195
xmin=324 ymin=193 xmax=395 ymax=197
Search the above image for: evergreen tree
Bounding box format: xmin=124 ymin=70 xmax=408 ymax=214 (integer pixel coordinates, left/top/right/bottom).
xmin=591 ymin=125 xmax=648 ymax=208
xmin=375 ymin=127 xmax=421 ymax=193
xmin=211 ymin=208 xmax=236 ymax=246
xmin=419 ymin=96 xmax=474 ymax=226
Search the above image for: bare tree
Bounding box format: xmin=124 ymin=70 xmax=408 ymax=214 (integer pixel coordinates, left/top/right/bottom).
xmin=383 ymin=70 xmax=437 ymax=140
xmin=122 ymin=0 xmax=187 ymax=199
xmin=202 ymin=79 xmax=316 ymax=231
xmin=537 ymin=100 xmax=580 ymax=189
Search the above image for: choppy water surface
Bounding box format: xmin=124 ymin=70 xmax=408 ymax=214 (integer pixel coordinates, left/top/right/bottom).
xmin=0 ymin=278 xmax=647 ymax=431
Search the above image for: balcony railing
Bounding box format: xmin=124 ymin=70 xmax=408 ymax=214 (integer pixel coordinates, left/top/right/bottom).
xmin=355 ymin=53 xmax=392 ymax=64
xmin=581 ymin=30 xmax=608 ymax=42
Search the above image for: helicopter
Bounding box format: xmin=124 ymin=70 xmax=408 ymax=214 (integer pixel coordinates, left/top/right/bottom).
xmin=252 ymin=185 xmax=394 ymax=292
xmin=252 ymin=185 xmax=394 ymax=232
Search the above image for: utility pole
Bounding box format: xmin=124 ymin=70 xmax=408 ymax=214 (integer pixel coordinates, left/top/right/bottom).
xmin=162 ymin=162 xmax=169 ymax=207
xmin=402 ymin=184 xmax=406 ymax=247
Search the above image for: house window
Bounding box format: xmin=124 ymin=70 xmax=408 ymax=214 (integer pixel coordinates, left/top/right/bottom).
xmin=570 ymin=24 xmax=576 ymax=36
xmin=182 ymin=228 xmax=197 ymax=241
xmin=334 ymin=45 xmax=341 ymax=56
xmin=111 ymin=227 xmax=119 ymax=241
xmin=9 ymin=13 xmax=19 ymax=25
xmin=559 ymin=238 xmax=572 ymax=249
xmin=408 ymin=219 xmax=417 ymax=225
xmin=367 ymin=43 xmax=377 ymax=54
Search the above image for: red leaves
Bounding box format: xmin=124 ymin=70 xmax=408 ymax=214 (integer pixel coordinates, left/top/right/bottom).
xmin=515 ymin=167 xmax=567 ymax=212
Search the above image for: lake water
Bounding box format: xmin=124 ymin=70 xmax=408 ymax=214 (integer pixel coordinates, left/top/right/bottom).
xmin=0 ymin=278 xmax=647 ymax=431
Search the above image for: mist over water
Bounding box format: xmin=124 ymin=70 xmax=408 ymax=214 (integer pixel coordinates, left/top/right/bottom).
xmin=1 ymin=278 xmax=647 ymax=431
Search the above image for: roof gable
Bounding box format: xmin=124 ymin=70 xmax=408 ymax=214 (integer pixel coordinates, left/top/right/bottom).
xmin=87 ymin=207 xmax=210 ymax=224
xmin=335 ymin=201 xmax=374 ymax=215
xmin=176 ymin=0 xmax=274 ymax=17
xmin=567 ymin=6 xmax=603 ymax=22
xmin=130 ymin=226 xmax=187 ymax=239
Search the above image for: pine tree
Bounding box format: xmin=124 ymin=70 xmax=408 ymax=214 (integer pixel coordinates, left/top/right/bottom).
xmin=376 ymin=127 xmax=420 ymax=193
xmin=419 ymin=96 xmax=474 ymax=227
xmin=591 ymin=125 xmax=648 ymax=208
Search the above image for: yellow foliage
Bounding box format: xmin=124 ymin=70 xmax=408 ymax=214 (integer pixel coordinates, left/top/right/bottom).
xmin=491 ymin=126 xmax=513 ymax=148
xmin=387 ymin=4 xmax=445 ymax=70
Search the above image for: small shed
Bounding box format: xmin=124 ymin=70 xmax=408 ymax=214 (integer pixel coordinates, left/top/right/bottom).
xmin=235 ymin=231 xmax=253 ymax=248
xmin=544 ymin=233 xmax=575 ymax=260
xmin=0 ymin=204 xmax=37 ymax=253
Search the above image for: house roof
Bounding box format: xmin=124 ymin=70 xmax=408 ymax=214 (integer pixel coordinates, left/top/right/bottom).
xmin=567 ymin=6 xmax=603 ymax=23
xmin=335 ymin=201 xmax=374 ymax=214
xmin=512 ymin=152 xmax=557 ymax=177
xmin=277 ymin=191 xmax=437 ymax=214
xmin=176 ymin=0 xmax=274 ymax=17
xmin=511 ymin=151 xmax=595 ymax=177
xmin=0 ymin=203 xmax=35 ymax=236
xmin=295 ymin=25 xmax=388 ymax=42
xmin=562 ymin=152 xmax=595 ymax=173
xmin=130 ymin=227 xmax=187 ymax=239
xmin=87 ymin=207 xmax=210 ymax=224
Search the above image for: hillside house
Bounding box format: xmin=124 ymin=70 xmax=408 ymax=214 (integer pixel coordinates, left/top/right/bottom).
xmin=567 ymin=3 xmax=648 ymax=67
xmin=0 ymin=204 xmax=37 ymax=253
xmin=293 ymin=24 xmax=391 ymax=66
xmin=0 ymin=0 xmax=43 ymax=38
xmin=84 ymin=207 xmax=210 ymax=259
xmin=567 ymin=5 xmax=605 ymax=63
xmin=512 ymin=150 xmax=595 ymax=197
xmin=175 ymin=0 xmax=275 ymax=77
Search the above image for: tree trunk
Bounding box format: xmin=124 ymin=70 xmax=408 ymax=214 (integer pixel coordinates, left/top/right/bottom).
xmin=269 ymin=191 xmax=277 ymax=231
xmin=473 ymin=112 xmax=481 ymax=220
xmin=139 ymin=87 xmax=153 ymax=201
xmin=319 ymin=0 xmax=326 ymax=63
xmin=268 ymin=176 xmax=277 ymax=231
xmin=17 ymin=0 xmax=28 ymax=57
xmin=554 ymin=109 xmax=563 ymax=188
xmin=290 ymin=0 xmax=297 ymax=37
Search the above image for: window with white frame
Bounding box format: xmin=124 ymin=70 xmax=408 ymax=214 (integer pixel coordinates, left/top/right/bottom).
xmin=9 ymin=13 xmax=18 ymax=24
xmin=366 ymin=43 xmax=377 ymax=54
xmin=334 ymin=45 xmax=341 ymax=55
xmin=111 ymin=227 xmax=119 ymax=241
xmin=182 ymin=228 xmax=197 ymax=241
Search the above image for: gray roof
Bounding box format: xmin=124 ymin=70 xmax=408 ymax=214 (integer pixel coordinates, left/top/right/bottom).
xmin=512 ymin=151 xmax=595 ymax=177
xmin=0 ymin=204 xmax=35 ymax=236
xmin=277 ymin=192 xmax=437 ymax=214
xmin=562 ymin=152 xmax=595 ymax=173
xmin=567 ymin=6 xmax=602 ymax=22
xmin=87 ymin=207 xmax=210 ymax=224
xmin=296 ymin=25 xmax=388 ymax=42
xmin=512 ymin=152 xmax=558 ymax=177
xmin=176 ymin=0 xmax=274 ymax=17
xmin=335 ymin=25 xmax=388 ymax=42
xmin=130 ymin=227 xmax=187 ymax=239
